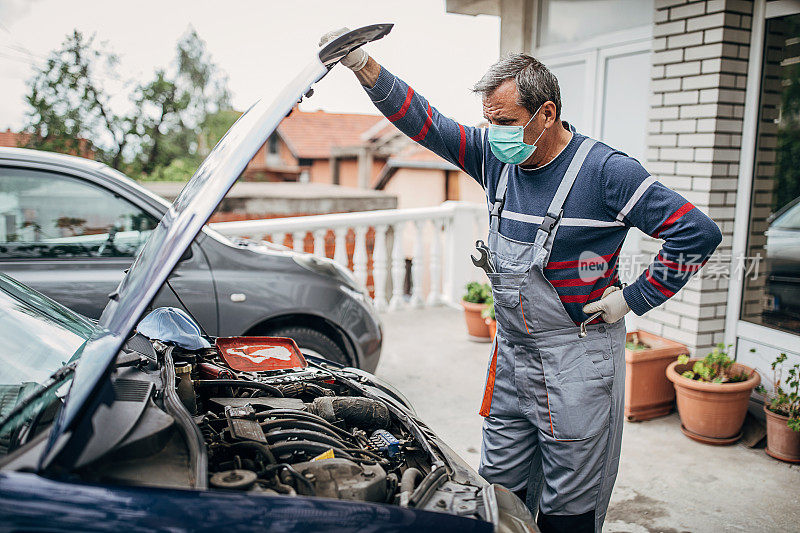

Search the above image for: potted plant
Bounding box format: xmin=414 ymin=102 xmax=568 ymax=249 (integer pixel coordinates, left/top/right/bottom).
xmin=756 ymin=353 xmax=800 ymax=463
xmin=482 ymin=297 xmax=496 ymax=340
xmin=461 ymin=282 xmax=491 ymax=341
xmin=666 ymin=344 xmax=760 ymax=445
xmin=624 ymin=330 xmax=687 ymax=421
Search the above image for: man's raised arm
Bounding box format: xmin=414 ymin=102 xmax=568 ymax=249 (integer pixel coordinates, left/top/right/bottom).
xmin=320 ymin=28 xmax=486 ymax=186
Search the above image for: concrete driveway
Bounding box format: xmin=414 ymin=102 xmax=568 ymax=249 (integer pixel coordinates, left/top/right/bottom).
xmin=376 ymin=307 xmax=800 ymax=532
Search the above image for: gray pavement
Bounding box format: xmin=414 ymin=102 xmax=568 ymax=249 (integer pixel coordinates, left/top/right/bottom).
xmin=376 ymin=307 xmax=800 ymax=533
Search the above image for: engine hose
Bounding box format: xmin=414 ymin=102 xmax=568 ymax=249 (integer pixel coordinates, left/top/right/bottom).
xmin=263 ymin=429 xmax=349 ymax=450
xmin=267 ymin=440 xmax=357 ymax=462
xmin=260 ymin=417 xmax=357 ymax=443
xmin=194 ymin=379 xmax=284 ymax=397
xmin=260 ymin=419 xmax=354 ymax=443
xmin=400 ymin=467 xmax=423 ymax=494
xmin=408 ymin=466 xmax=448 ymax=507
xmin=262 ymin=463 xmax=315 ymax=495
xmin=307 ymin=397 xmax=391 ymax=430
xmin=339 ymin=447 xmax=389 ymax=464
xmin=257 ymin=409 xmax=353 ymax=438
xmin=222 ymin=440 xmax=276 ymax=465
xmin=279 ymin=382 xmax=332 ymax=398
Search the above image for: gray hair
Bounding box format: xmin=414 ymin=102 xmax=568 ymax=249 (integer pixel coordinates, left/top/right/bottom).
xmin=472 ymin=54 xmax=562 ymax=118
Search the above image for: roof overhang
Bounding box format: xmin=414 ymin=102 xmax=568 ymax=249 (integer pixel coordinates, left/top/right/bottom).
xmin=445 ymin=0 xmax=499 ymax=16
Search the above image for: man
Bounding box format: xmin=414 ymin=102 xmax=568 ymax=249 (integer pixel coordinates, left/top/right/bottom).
xmin=320 ymin=29 xmax=722 ymax=533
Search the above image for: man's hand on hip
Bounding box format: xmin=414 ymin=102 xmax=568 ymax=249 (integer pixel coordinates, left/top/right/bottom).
xmin=583 ymin=286 xmax=630 ymax=324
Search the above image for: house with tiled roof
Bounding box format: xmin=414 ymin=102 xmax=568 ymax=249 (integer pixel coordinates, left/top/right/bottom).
xmin=0 ymin=129 xmax=95 ymax=159
xmin=242 ymin=108 xmax=386 ymax=186
xmin=242 ymin=107 xmax=483 ymax=208
xmin=365 ymin=123 xmax=485 ymax=209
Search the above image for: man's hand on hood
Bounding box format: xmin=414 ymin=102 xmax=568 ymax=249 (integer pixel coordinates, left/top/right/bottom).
xmin=319 ymin=27 xmax=369 ymax=71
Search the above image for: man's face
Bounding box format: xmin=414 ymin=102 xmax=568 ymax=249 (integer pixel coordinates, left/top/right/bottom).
xmin=482 ymin=79 xmax=540 ymax=144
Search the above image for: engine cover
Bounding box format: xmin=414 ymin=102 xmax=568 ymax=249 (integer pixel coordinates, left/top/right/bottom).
xmin=292 ymin=458 xmax=387 ymax=502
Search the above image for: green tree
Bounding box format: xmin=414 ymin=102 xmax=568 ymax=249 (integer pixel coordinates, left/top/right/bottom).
xmin=23 ymin=30 xmax=137 ymax=169
xmin=22 ymin=27 xmax=232 ymax=180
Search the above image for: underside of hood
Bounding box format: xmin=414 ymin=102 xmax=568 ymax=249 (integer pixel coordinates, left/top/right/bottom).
xmin=39 ymin=24 xmax=394 ymax=472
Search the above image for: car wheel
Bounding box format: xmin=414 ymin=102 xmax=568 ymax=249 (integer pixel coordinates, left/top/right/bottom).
xmin=267 ymin=326 xmax=349 ymax=366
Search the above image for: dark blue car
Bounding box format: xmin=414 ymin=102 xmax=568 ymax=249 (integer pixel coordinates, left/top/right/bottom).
xmin=0 ymin=27 xmax=535 ymax=532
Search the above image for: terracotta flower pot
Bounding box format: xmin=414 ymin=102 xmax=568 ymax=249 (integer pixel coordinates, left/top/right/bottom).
xmin=486 ymin=317 xmax=497 ymax=340
xmin=461 ymin=300 xmax=490 ymax=341
xmin=764 ymin=405 xmax=800 ymax=463
xmin=666 ymin=359 xmax=760 ymax=445
xmin=624 ymin=330 xmax=686 ymax=421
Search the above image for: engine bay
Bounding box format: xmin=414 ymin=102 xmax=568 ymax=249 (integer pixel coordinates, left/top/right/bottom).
xmin=69 ymin=334 xmax=491 ymax=520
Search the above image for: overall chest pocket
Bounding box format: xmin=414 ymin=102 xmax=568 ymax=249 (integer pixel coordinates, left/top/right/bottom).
xmin=486 ymin=272 xmax=528 ymax=308
xmin=539 ymin=338 xmax=614 ymax=441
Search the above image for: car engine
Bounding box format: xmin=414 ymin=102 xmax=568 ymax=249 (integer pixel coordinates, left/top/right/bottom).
xmin=101 ymin=335 xmax=491 ymax=517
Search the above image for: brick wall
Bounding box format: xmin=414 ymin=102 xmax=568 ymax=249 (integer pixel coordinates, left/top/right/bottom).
xmin=641 ymin=0 xmax=754 ymax=354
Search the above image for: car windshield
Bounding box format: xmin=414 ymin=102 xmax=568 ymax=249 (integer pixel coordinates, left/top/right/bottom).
xmin=0 ymin=273 xmax=97 ymax=456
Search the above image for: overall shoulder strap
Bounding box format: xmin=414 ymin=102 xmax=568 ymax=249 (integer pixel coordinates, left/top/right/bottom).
xmin=534 ymin=138 xmax=597 ymax=249
xmin=489 ymin=164 xmax=510 ymax=231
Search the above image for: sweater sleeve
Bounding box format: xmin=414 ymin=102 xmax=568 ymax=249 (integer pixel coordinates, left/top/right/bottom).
xmin=363 ymin=65 xmax=486 ymax=186
xmin=601 ymin=153 xmax=723 ymax=315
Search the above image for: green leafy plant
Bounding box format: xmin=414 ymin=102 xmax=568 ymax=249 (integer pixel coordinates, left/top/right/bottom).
xmin=677 ymin=343 xmax=752 ymax=383
xmin=481 ymin=297 xmax=495 ymax=320
xmin=625 ymin=332 xmax=650 ymax=351
xmin=463 ymin=282 xmax=491 ymax=304
xmin=756 ymin=353 xmax=800 ymax=432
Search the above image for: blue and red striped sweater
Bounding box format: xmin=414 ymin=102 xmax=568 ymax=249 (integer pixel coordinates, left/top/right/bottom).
xmin=364 ymin=67 xmax=722 ymax=323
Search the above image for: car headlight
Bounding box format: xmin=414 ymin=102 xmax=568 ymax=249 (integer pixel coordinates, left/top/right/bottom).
xmin=292 ymin=253 xmax=359 ymax=290
xmin=483 ymin=484 xmax=538 ymax=533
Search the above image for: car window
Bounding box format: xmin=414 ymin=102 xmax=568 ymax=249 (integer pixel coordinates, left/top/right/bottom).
xmin=772 ymin=198 xmax=800 ymax=230
xmin=0 ymin=168 xmax=158 ymax=260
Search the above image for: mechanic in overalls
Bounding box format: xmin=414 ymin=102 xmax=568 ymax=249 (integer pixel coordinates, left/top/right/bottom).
xmin=321 ymin=30 xmax=722 ymax=533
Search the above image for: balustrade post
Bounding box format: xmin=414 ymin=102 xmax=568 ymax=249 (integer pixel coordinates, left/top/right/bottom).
xmin=292 ymin=231 xmax=305 ymax=253
xmin=372 ymin=224 xmax=388 ymax=312
xmin=313 ymin=229 xmax=326 ymax=258
xmin=443 ymin=202 xmax=481 ymax=307
xmin=388 ymin=222 xmax=405 ymax=311
xmin=427 ymin=218 xmax=443 ymax=306
xmin=334 ymin=227 xmax=348 ymax=268
xmin=410 ymin=220 xmax=425 ymax=307
xmin=352 ymin=226 xmax=368 ymax=289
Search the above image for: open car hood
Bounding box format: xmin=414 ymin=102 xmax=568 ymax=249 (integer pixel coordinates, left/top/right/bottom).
xmin=39 ymin=24 xmax=393 ymax=471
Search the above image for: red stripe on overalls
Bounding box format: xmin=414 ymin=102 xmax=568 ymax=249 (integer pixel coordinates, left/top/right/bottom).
xmin=479 ymin=341 xmax=499 ymax=417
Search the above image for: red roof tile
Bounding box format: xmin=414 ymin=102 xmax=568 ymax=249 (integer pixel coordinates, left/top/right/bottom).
xmin=278 ymin=108 xmax=383 ymax=159
xmin=0 ymin=129 xmax=30 ymax=148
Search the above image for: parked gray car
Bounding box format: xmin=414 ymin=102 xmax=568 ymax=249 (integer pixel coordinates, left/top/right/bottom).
xmin=0 ymin=147 xmax=382 ymax=371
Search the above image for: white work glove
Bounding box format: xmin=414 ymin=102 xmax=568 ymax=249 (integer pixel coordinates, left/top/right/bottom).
xmin=582 ymin=286 xmax=630 ymax=324
xmin=319 ymin=27 xmax=369 ymax=71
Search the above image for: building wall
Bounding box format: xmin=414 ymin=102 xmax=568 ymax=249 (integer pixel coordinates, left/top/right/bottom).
xmin=309 ymin=159 xmax=386 ymax=188
xmin=242 ymin=135 xmax=298 ymax=181
xmin=383 ymin=169 xmax=446 ymax=209
xmin=459 ymin=172 xmax=487 ymax=204
xmin=639 ymin=0 xmax=754 ymax=354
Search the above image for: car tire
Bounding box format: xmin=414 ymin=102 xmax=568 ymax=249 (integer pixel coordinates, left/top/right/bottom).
xmin=267 ymin=326 xmax=349 ymax=366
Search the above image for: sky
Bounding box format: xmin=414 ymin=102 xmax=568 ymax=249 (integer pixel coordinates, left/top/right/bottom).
xmin=0 ymin=0 xmax=500 ymax=132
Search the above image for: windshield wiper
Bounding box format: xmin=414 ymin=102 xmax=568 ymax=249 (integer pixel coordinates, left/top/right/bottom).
xmin=0 ymin=361 xmax=79 ymax=432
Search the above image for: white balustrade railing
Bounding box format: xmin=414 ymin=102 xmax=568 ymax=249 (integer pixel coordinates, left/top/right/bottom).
xmin=210 ymin=201 xmax=488 ymax=311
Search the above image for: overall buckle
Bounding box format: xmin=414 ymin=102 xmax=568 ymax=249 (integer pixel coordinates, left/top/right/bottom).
xmin=540 ymin=210 xmax=563 ymax=233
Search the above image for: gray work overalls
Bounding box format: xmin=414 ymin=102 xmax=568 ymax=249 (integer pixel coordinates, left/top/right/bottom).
xmin=477 ymin=138 xmax=626 ymax=532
